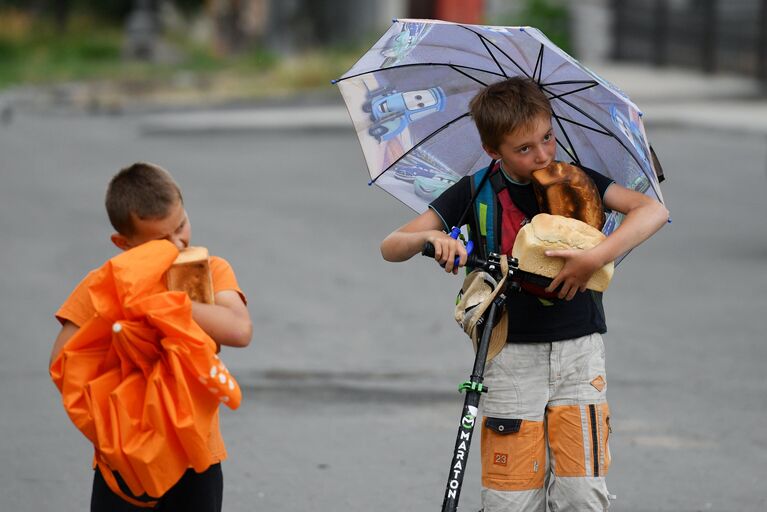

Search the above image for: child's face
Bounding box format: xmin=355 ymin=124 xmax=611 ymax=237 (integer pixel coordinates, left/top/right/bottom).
xmin=484 ymin=114 xmax=556 ymax=183
xmin=112 ymin=200 xmax=191 ymax=251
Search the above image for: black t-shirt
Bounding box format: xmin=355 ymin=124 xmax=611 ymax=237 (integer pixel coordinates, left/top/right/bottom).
xmin=430 ymin=164 xmax=614 ymax=343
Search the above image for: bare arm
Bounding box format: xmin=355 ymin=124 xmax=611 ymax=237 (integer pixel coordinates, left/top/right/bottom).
xmin=587 ymin=184 xmax=669 ymax=266
xmin=191 ymin=290 xmax=252 ymax=348
xmin=546 ymin=183 xmax=669 ymax=299
xmin=380 ymin=209 xmax=468 ymax=273
xmin=50 ymin=321 xmax=79 ymax=366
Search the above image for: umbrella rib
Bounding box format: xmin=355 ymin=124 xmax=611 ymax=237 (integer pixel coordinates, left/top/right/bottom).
xmin=542 ymin=80 xmax=600 ymax=87
xmin=555 ymin=139 xmax=578 ymax=164
xmin=334 ymin=62 xmax=506 ymax=83
xmin=549 ymin=93 xmax=662 ymax=198
xmin=477 ymin=34 xmax=508 ymax=77
xmin=533 ymin=44 xmax=544 ymax=83
xmin=370 ymin=112 xmax=472 ymax=184
xmin=552 ymin=114 xmax=581 ymax=164
xmin=449 ymin=65 xmax=490 ymax=86
xmin=457 ymin=25 xmax=531 ymax=78
xmin=553 ymin=114 xmax=613 ymax=137
xmin=546 ymin=82 xmax=599 ymax=101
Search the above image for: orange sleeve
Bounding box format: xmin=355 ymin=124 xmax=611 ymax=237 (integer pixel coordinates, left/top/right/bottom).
xmin=209 ymin=256 xmax=247 ymax=305
xmin=55 ymin=271 xmax=98 ymax=327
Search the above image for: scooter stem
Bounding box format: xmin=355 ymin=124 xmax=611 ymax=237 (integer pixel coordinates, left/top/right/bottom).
xmin=441 ymin=293 xmax=505 ymax=512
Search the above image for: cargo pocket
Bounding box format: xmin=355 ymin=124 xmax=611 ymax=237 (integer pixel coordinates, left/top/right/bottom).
xmin=600 ymin=403 xmax=611 ymax=475
xmin=481 ymin=417 xmax=545 ymax=492
xmin=587 ymin=403 xmax=611 ymax=477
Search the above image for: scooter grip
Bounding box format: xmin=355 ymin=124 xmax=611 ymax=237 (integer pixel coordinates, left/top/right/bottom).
xmin=421 ymin=241 xmax=473 ymax=267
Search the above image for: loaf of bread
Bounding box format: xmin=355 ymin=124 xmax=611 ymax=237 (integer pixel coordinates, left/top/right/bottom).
xmin=511 ymin=214 xmax=614 ymax=292
xmin=531 ymin=161 xmax=605 ymax=231
xmin=166 ymin=246 xmax=214 ymax=304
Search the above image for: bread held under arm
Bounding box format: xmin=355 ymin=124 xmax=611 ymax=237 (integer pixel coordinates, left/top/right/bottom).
xmin=511 ymin=214 xmax=614 ymax=292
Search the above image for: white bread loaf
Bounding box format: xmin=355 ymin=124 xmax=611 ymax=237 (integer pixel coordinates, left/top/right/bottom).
xmin=166 ymin=246 xmax=214 ymax=304
xmin=511 ymin=214 xmax=614 ymax=292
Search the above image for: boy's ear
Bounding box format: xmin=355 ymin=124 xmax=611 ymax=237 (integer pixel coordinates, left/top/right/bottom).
xmin=110 ymin=233 xmax=132 ymax=251
xmin=483 ymin=144 xmax=501 ymax=160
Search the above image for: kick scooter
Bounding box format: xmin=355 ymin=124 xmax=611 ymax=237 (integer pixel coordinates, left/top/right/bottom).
xmin=421 ymin=241 xmax=521 ymax=512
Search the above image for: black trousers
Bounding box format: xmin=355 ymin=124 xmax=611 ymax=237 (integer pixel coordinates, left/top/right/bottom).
xmin=91 ymin=464 xmax=223 ymax=512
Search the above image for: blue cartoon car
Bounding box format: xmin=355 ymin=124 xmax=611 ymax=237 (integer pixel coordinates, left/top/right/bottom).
xmin=367 ymin=87 xmax=447 ymax=142
xmin=413 ymin=171 xmax=458 ymax=201
xmin=393 ymin=164 xmax=438 ymax=182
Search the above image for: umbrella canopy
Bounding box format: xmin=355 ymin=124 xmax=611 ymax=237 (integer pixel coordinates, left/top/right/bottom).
xmin=334 ymin=19 xmax=666 ymax=239
xmin=50 ymin=240 xmax=241 ymax=500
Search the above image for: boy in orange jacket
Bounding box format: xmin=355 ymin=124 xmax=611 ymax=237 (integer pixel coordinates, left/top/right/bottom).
xmin=51 ymin=162 xmax=252 ymax=511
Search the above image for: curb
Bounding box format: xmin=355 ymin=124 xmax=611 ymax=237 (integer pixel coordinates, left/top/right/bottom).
xmin=138 ymin=105 xmax=352 ymax=135
xmin=137 ymin=102 xmax=767 ymax=137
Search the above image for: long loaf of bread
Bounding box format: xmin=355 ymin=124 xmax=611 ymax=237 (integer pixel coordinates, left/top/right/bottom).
xmin=511 ymin=214 xmax=614 ymax=292
xmin=531 ymin=161 xmax=605 ymax=231
xmin=166 ymin=246 xmax=214 ymax=304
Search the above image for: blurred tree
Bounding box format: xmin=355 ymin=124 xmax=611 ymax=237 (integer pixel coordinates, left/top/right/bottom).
xmin=77 ymin=0 xmax=134 ymax=22
xmin=518 ymin=0 xmax=570 ymax=52
xmin=124 ymin=0 xmax=159 ymax=60
xmin=53 ymin=0 xmax=71 ymax=32
xmin=209 ymin=0 xmax=270 ymax=55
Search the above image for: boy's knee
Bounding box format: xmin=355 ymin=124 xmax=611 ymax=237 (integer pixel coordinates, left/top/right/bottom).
xmin=547 ymin=476 xmax=611 ymax=511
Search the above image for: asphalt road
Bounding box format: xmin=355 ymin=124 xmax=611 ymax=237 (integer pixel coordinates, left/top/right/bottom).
xmin=1 ymin=110 xmax=766 ymax=511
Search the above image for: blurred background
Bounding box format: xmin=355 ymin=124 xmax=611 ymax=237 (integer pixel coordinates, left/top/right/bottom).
xmin=1 ymin=0 xmax=764 ymax=112
xmin=1 ymin=1 xmax=766 ymax=511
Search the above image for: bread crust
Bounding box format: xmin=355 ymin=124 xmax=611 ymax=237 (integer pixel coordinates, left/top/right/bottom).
xmin=532 ymin=161 xmax=605 ymax=230
xmin=165 ymin=246 xmax=214 ymax=304
xmin=511 ymin=214 xmax=614 ymax=292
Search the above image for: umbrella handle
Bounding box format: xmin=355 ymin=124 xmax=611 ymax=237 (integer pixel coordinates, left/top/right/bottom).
xmin=449 ymin=226 xmax=473 ymax=267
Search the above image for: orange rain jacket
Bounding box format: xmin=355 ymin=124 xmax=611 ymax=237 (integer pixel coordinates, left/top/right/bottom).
xmin=50 ymin=240 xmax=242 ymax=507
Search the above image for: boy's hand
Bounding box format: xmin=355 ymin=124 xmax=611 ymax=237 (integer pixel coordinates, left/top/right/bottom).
xmin=544 ymin=249 xmax=603 ymax=300
xmin=428 ymin=232 xmax=468 ymax=274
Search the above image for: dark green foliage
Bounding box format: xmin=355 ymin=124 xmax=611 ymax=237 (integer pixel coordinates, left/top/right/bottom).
xmin=520 ymin=0 xmax=571 ymax=53
xmin=493 ymin=0 xmax=572 ymax=55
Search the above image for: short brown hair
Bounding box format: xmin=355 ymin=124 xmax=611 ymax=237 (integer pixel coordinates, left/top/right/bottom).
xmin=105 ymin=162 xmax=183 ymax=236
xmin=469 ymin=77 xmax=552 ymax=151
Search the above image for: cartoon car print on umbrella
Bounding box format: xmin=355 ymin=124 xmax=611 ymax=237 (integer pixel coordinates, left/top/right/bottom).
xmin=393 ymin=163 xmax=439 ymax=182
xmin=367 ymin=87 xmax=447 ymax=142
xmin=380 ymin=22 xmax=432 ymax=67
xmin=610 ymin=105 xmax=651 ymax=170
xmin=414 ymin=171 xmax=459 ymax=201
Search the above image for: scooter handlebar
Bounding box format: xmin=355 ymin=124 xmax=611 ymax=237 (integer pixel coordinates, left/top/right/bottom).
xmin=421 ymin=242 xmax=490 ymax=271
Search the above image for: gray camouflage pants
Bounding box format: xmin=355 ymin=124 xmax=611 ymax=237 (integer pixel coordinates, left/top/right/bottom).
xmin=480 ymin=333 xmax=611 ymax=512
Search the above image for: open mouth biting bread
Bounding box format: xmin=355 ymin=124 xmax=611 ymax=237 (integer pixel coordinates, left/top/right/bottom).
xmin=531 ymin=161 xmax=606 ymax=231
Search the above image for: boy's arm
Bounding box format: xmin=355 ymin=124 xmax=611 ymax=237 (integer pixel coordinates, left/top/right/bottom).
xmin=191 ymin=290 xmax=252 ymax=348
xmin=51 ymin=321 xmax=79 ymax=366
xmin=380 ymin=208 xmax=468 ymax=273
xmin=545 ymin=183 xmax=669 ymax=300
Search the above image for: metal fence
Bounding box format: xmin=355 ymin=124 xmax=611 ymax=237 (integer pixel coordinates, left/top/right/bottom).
xmin=612 ymin=0 xmax=767 ymax=81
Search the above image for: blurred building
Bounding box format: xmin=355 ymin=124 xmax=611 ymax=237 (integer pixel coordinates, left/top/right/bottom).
xmin=550 ymin=0 xmax=767 ymax=87
xmin=609 ymin=0 xmax=767 ymax=82
xmin=206 ymin=0 xmax=767 ymax=85
xmin=207 ymin=0 xmax=487 ymax=55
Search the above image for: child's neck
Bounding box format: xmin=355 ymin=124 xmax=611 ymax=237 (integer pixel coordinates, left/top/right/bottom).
xmin=499 ymin=161 xmax=530 ymax=185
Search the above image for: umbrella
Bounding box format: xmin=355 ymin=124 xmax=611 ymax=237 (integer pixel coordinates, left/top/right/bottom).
xmin=334 ymin=19 xmax=666 ymax=246
xmin=50 ymin=240 xmax=241 ymax=502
